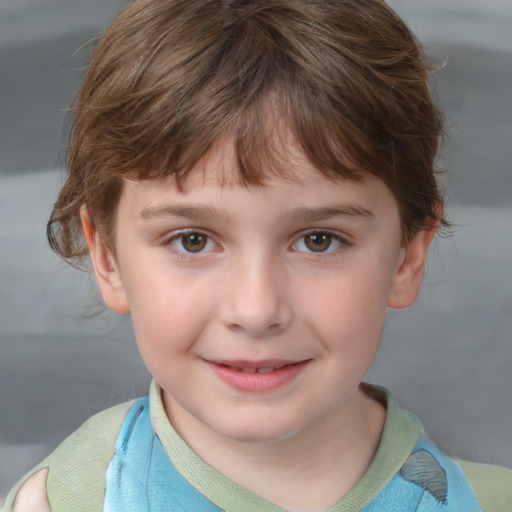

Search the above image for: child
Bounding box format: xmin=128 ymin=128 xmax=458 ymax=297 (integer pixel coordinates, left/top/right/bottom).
xmin=4 ymin=0 xmax=511 ymax=510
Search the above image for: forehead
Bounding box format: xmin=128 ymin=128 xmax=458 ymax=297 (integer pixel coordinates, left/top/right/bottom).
xmin=119 ymin=136 xmax=400 ymax=226
xmin=142 ymin=125 xmax=363 ymax=191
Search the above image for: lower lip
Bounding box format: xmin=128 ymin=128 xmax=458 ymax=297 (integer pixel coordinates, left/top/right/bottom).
xmin=206 ymin=361 xmax=309 ymax=393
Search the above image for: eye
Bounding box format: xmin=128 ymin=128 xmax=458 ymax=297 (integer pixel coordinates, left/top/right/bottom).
xmin=169 ymin=231 xmax=217 ymax=254
xmin=293 ymin=231 xmax=344 ymax=253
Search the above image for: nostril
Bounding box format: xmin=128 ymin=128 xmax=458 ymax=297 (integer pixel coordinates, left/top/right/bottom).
xmin=219 ymin=289 xmax=293 ymax=337
xmin=227 ymin=323 xmax=243 ymax=333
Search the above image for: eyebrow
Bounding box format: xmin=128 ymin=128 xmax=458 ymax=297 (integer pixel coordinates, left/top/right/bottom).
xmin=139 ymin=205 xmax=225 ymax=221
xmin=140 ymin=204 xmax=373 ymax=222
xmin=289 ymin=205 xmax=374 ymax=222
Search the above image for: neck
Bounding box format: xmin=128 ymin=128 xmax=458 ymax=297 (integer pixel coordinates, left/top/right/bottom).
xmin=165 ymin=386 xmax=386 ymax=512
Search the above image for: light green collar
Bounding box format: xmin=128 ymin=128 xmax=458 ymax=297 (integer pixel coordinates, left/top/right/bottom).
xmin=149 ymin=380 xmax=423 ymax=512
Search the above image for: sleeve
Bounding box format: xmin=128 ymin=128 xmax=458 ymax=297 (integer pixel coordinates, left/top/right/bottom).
xmin=458 ymin=459 xmax=512 ymax=512
xmin=3 ymin=400 xmax=134 ymax=512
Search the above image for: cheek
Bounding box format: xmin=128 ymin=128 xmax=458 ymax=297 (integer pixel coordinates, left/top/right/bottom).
xmin=301 ymin=265 xmax=391 ymax=332
xmin=308 ymin=288 xmax=386 ymax=358
xmin=296 ymin=259 xmax=394 ymax=375
xmin=123 ymin=267 xmax=217 ymax=363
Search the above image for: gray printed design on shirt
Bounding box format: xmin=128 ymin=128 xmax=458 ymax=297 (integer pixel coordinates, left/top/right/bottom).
xmin=400 ymin=449 xmax=448 ymax=505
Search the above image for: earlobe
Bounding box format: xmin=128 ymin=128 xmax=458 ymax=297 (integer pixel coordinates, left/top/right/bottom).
xmin=80 ymin=206 xmax=130 ymax=313
xmin=387 ymin=222 xmax=438 ymax=309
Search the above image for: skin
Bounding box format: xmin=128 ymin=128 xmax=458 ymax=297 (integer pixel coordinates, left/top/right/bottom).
xmin=13 ymin=468 xmax=50 ymax=512
xmin=15 ymin=137 xmax=437 ymax=512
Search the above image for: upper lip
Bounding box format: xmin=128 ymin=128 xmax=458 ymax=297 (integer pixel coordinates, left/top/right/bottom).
xmin=204 ymin=359 xmax=308 ymax=371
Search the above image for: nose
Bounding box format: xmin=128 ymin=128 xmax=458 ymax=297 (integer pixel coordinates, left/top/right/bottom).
xmin=219 ymin=253 xmax=292 ymax=337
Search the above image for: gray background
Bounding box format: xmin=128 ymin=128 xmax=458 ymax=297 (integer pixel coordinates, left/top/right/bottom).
xmin=1 ymin=0 xmax=511 ymax=498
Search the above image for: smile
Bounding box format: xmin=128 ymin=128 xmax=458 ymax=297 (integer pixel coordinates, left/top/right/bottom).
xmin=224 ymin=364 xmax=290 ymax=374
xmin=204 ymin=359 xmax=310 ymax=392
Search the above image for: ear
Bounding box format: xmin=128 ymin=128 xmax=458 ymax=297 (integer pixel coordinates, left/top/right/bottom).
xmin=80 ymin=206 xmax=130 ymax=313
xmin=387 ymin=221 xmax=438 ymax=309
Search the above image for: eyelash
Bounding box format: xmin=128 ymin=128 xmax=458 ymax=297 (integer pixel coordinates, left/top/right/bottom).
xmin=291 ymin=230 xmax=349 ymax=256
xmin=164 ymin=229 xmax=219 ymax=259
xmin=163 ymin=229 xmax=349 ymax=259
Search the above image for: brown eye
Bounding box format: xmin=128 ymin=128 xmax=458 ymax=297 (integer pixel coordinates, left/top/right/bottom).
xmin=178 ymin=232 xmax=208 ymax=253
xmin=304 ymin=232 xmax=333 ymax=252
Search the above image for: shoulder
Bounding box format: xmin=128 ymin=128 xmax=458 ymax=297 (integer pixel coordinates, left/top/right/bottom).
xmin=458 ymin=459 xmax=512 ymax=512
xmin=10 ymin=468 xmax=50 ymax=512
xmin=4 ymin=400 xmax=136 ymax=512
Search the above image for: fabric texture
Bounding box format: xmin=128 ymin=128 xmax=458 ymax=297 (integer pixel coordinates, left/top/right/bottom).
xmin=4 ymin=401 xmax=134 ymax=512
xmin=4 ymin=382 xmax=511 ymax=511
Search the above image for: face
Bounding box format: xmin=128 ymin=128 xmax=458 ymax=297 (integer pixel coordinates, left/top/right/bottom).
xmin=85 ymin=139 xmax=434 ymax=445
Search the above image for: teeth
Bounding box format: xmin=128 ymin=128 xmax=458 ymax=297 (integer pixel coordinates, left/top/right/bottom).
xmin=256 ymin=367 xmax=275 ymax=374
xmin=229 ymin=366 xmax=258 ymax=373
xmin=226 ymin=365 xmax=289 ymax=374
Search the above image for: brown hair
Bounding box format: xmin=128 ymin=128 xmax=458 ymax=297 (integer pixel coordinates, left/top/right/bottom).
xmin=48 ymin=0 xmax=445 ymax=266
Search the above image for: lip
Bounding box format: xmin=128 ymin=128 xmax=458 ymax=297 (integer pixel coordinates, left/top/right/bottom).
xmin=204 ymin=359 xmax=310 ymax=393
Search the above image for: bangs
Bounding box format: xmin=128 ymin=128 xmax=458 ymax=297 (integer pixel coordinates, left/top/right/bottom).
xmin=50 ymin=0 xmax=444 ymax=265
xmin=74 ymin=0 xmax=392 ymax=191
xmin=127 ymin=86 xmax=365 ymax=190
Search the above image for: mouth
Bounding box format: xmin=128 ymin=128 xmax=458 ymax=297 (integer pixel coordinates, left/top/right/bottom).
xmin=218 ymin=362 xmax=296 ymax=374
xmin=204 ymin=359 xmax=310 ymax=392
